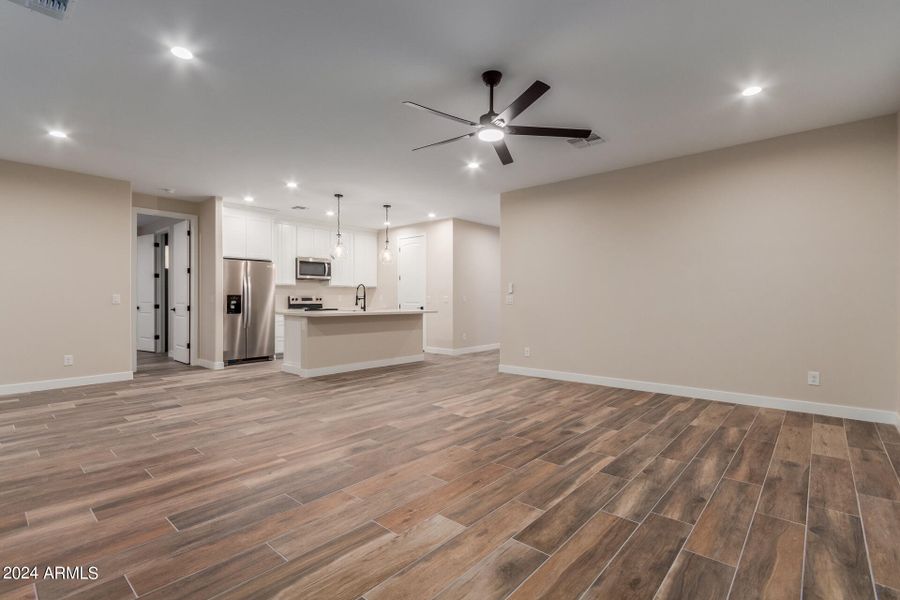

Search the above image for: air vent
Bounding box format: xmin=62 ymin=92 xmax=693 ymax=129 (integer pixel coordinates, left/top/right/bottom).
xmin=566 ymin=133 xmax=605 ymax=149
xmin=291 ymin=205 xmax=308 ymax=211
xmin=7 ymin=0 xmax=71 ymax=19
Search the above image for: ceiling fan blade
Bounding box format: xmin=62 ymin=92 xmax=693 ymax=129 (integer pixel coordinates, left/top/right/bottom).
xmin=403 ymin=101 xmax=477 ymax=127
xmin=492 ymin=139 xmax=514 ymax=165
xmin=411 ymin=132 xmax=475 ymax=151
xmin=506 ymin=125 xmax=592 ymax=138
xmin=494 ymin=81 xmax=550 ymax=126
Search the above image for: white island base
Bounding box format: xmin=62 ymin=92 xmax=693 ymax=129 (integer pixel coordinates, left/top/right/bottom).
xmin=278 ymin=310 xmax=435 ymax=377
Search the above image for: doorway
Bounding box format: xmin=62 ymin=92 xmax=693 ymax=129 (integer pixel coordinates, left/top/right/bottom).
xmin=132 ymin=209 xmax=198 ymax=372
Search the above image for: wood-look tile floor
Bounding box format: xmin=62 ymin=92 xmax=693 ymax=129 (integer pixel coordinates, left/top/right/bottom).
xmin=1 ymin=351 xmax=899 ymax=600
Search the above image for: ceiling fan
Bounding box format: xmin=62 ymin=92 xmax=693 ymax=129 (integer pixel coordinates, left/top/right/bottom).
xmin=404 ymin=70 xmax=592 ymax=165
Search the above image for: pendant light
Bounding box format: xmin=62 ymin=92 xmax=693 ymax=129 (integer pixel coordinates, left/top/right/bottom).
xmin=381 ymin=204 xmax=393 ymax=264
xmin=332 ymin=193 xmax=345 ymax=259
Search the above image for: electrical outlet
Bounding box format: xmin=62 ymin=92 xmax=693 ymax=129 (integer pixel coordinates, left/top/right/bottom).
xmin=111 ymin=293 xmax=121 ymax=305
xmin=63 ymin=355 xmax=74 ymax=366
xmin=505 ymin=294 xmax=514 ymax=305
xmin=524 ymin=346 xmax=530 ymax=357
xmin=807 ymin=371 xmax=820 ymax=386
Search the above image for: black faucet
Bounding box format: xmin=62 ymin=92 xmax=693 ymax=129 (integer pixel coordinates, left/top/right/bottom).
xmin=355 ymin=284 xmax=367 ymax=312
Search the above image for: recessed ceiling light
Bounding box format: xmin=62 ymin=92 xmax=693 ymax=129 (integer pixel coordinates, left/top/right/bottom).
xmin=161 ymin=187 xmax=176 ymax=194
xmin=428 ymin=212 xmax=436 ymax=218
xmin=47 ymin=130 xmax=68 ymax=139
xmin=243 ymin=195 xmax=254 ymax=203
xmin=477 ymin=127 xmax=504 ymax=142
xmin=326 ymin=210 xmax=335 ymax=216
xmin=170 ymin=46 xmax=194 ymax=60
xmin=285 ymin=181 xmax=298 ymax=189
xmin=466 ymin=161 xmax=481 ymax=169
xmin=741 ymin=85 xmax=763 ymax=97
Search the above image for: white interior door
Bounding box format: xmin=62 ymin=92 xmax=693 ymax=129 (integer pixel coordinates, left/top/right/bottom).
xmin=398 ymin=235 xmax=426 ymax=310
xmin=171 ymin=221 xmax=191 ymax=364
xmin=136 ymin=234 xmax=156 ymax=352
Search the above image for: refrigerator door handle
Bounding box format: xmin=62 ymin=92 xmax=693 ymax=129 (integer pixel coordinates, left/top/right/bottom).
xmin=245 ymin=268 xmax=251 ymax=330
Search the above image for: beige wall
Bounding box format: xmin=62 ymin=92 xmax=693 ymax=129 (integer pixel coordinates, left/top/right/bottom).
xmin=375 ymin=219 xmax=455 ymax=349
xmin=501 ymin=115 xmax=899 ymax=414
xmin=132 ymin=193 xmax=223 ymax=366
xmin=373 ymin=218 xmax=500 ymax=351
xmin=453 ymin=220 xmax=500 ymax=348
xmin=0 ymin=160 xmax=133 ymax=386
xmin=197 ymin=197 xmax=223 ymax=365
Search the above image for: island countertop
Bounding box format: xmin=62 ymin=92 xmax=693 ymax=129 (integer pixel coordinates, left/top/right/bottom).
xmin=277 ymin=309 xmax=436 ymax=318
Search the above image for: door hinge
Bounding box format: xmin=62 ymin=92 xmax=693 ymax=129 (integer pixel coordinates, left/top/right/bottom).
xmin=154 ymin=304 xmax=160 ymax=309
xmin=154 ymin=242 xmax=160 ymax=248
xmin=187 ymin=267 xmax=191 ymax=274
xmin=186 ymin=342 xmax=191 ymax=349
xmin=187 ymin=305 xmax=191 ymax=312
xmin=154 ymin=334 xmax=160 ymax=340
xmin=187 ymin=230 xmax=191 ymax=236
xmin=154 ymin=273 xmax=160 ymax=279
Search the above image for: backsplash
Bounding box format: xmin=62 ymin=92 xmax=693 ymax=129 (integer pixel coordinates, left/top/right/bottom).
xmin=275 ymin=280 xmax=383 ymax=310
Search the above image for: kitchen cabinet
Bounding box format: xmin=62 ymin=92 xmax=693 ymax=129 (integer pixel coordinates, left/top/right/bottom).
xmin=329 ymin=231 xmax=355 ymax=287
xmin=274 ymin=223 xmax=297 ymax=285
xmin=296 ymin=226 xmax=331 ymax=259
xmin=222 ymin=208 xmax=273 ymax=260
xmin=245 ymin=215 xmax=273 ymax=260
xmin=275 ymin=313 xmax=285 ymax=354
xmin=354 ymin=230 xmax=378 ymax=287
xmin=224 ymin=206 xmax=377 ymax=288
xmin=222 ymin=212 xmax=246 ymax=258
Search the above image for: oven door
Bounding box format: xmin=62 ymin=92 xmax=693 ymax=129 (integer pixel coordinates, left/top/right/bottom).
xmin=295 ymin=257 xmax=332 ymax=280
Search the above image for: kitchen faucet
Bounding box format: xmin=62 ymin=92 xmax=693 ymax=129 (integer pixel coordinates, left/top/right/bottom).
xmin=355 ymin=284 xmax=367 ymax=312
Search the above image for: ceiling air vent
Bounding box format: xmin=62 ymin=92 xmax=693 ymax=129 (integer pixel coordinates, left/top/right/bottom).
xmin=291 ymin=206 xmax=308 ymax=211
xmin=7 ymin=0 xmax=71 ymax=19
xmin=566 ymin=132 xmax=605 ymax=149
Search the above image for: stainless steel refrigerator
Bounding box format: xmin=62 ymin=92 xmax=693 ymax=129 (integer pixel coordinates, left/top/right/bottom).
xmin=224 ymin=259 xmax=275 ymax=364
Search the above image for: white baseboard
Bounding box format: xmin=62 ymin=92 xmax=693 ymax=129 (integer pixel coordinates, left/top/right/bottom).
xmin=425 ymin=343 xmax=500 ymax=357
xmin=195 ymin=359 xmax=225 ymax=370
xmin=282 ymin=354 xmax=424 ymax=377
xmin=0 ymin=371 xmax=134 ymax=396
xmin=498 ymin=364 xmax=899 ymax=426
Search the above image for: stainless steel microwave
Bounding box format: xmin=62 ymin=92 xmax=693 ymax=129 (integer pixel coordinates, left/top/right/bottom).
xmin=296 ymin=257 xmax=332 ymax=280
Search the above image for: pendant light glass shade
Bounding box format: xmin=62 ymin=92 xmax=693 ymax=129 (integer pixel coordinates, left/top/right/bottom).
xmin=332 ymin=193 xmax=345 ymax=260
xmin=381 ymin=204 xmax=393 ymax=264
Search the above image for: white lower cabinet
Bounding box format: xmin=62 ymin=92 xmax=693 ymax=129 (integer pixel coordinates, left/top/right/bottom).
xmin=275 ymin=314 xmax=284 ymax=354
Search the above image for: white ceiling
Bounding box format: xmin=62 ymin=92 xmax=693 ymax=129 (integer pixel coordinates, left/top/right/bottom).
xmin=2 ymin=0 xmax=899 ymax=228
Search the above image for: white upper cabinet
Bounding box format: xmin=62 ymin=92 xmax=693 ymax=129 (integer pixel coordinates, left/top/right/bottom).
xmin=274 ymin=223 xmax=297 ymax=285
xmin=314 ymin=229 xmax=332 ymax=259
xmin=222 ymin=208 xmax=273 ymax=260
xmin=329 ymin=231 xmax=354 ymax=287
xmin=223 ymin=207 xmax=377 ymax=287
xmin=244 ymin=215 xmax=273 ymax=260
xmin=354 ymin=230 xmax=378 ymax=287
xmin=222 ymin=212 xmax=246 ymax=258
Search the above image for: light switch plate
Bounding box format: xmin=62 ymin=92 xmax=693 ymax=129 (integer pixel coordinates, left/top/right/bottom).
xmin=111 ymin=293 xmax=121 ymax=305
xmin=505 ymin=294 xmax=514 ymax=305
xmin=807 ymin=371 xmax=820 ymax=386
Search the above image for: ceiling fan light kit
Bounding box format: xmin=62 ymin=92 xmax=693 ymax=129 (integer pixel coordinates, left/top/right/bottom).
xmin=404 ymin=69 xmax=593 ymax=165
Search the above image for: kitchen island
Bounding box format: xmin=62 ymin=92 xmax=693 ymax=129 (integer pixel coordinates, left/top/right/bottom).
xmin=277 ymin=309 xmax=436 ymax=377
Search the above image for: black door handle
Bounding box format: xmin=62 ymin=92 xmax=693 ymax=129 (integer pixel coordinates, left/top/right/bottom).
xmin=170 ymin=308 xmax=176 ymax=312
